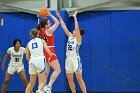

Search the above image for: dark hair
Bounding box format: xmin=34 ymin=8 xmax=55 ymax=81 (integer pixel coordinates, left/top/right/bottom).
xmin=30 ymin=28 xmax=38 ymax=39
xmin=36 ymin=19 xmax=48 ymax=30
xmin=13 ymin=39 xmax=21 ymax=47
xmin=79 ymin=28 xmax=85 ymax=36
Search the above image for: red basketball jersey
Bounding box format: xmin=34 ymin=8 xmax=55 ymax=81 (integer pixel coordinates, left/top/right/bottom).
xmin=39 ymin=28 xmax=57 ymax=62
xmin=39 ymin=28 xmax=54 ymax=46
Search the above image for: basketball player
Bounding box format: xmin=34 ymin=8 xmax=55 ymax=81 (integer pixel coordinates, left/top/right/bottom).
xmin=36 ymin=10 xmax=61 ymax=92
xmin=25 ymin=28 xmax=52 ymax=93
xmin=1 ymin=39 xmax=29 ymax=93
xmin=56 ymin=11 xmax=87 ymax=93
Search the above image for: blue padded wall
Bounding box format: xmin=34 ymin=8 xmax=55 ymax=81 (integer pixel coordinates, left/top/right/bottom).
xmin=68 ymin=10 xmax=140 ymax=92
xmin=0 ymin=10 xmax=140 ymax=92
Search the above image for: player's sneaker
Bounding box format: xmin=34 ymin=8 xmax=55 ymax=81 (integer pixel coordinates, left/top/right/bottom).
xmin=35 ymin=89 xmax=42 ymax=93
xmin=42 ymin=85 xmax=52 ymax=93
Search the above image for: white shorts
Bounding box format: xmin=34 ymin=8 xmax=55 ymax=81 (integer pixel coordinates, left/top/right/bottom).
xmin=7 ymin=64 xmax=25 ymax=75
xmin=29 ymin=56 xmax=46 ymax=74
xmin=65 ymin=56 xmax=82 ymax=73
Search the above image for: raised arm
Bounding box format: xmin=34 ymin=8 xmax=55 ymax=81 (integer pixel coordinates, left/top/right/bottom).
xmin=56 ymin=11 xmax=72 ymax=37
xmin=2 ymin=53 xmax=9 ymax=72
xmin=73 ymin=11 xmax=82 ymax=44
xmin=47 ymin=11 xmax=60 ymax=34
xmin=73 ymin=11 xmax=80 ymax=36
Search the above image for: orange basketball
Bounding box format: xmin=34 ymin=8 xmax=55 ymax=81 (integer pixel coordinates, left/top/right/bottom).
xmin=39 ymin=7 xmax=49 ymax=18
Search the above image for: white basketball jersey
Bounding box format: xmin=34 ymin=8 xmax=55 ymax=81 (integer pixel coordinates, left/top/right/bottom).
xmin=7 ymin=47 xmax=26 ymax=66
xmin=28 ymin=38 xmax=44 ymax=58
xmin=66 ymin=36 xmax=80 ymax=56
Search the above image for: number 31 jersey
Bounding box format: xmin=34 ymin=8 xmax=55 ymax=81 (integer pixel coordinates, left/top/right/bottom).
xmin=28 ymin=38 xmax=44 ymax=58
xmin=7 ymin=47 xmax=26 ymax=66
xmin=66 ymin=36 xmax=80 ymax=57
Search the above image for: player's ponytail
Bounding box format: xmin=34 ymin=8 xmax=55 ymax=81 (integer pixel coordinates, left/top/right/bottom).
xmin=36 ymin=23 xmax=41 ymax=30
xmin=30 ymin=28 xmax=38 ymax=39
xmin=36 ymin=19 xmax=48 ymax=30
xmin=80 ymin=28 xmax=85 ymax=36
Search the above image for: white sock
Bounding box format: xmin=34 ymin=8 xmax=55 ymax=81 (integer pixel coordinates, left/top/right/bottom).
xmin=73 ymin=91 xmax=76 ymax=93
xmin=36 ymin=89 xmax=41 ymax=93
xmin=48 ymin=82 xmax=52 ymax=88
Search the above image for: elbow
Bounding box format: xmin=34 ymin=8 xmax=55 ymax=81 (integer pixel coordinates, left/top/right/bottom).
xmin=54 ymin=21 xmax=60 ymax=27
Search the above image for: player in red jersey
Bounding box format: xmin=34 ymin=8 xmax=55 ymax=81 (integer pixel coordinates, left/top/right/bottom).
xmin=36 ymin=11 xmax=61 ymax=92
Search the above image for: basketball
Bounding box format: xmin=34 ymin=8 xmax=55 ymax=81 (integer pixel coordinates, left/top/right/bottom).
xmin=39 ymin=7 xmax=49 ymax=18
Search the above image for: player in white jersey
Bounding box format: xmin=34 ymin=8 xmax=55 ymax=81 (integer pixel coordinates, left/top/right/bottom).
xmin=56 ymin=11 xmax=87 ymax=93
xmin=25 ymin=28 xmax=52 ymax=93
xmin=66 ymin=36 xmax=82 ymax=72
xmin=1 ymin=39 xmax=29 ymax=93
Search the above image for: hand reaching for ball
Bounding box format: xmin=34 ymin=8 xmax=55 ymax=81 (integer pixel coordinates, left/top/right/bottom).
xmin=73 ymin=11 xmax=78 ymax=18
xmin=56 ymin=10 xmax=61 ymax=18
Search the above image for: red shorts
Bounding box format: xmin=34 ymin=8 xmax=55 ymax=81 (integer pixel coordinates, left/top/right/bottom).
xmin=44 ymin=47 xmax=57 ymax=62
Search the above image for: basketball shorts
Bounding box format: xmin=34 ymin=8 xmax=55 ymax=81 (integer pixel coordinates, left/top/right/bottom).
xmin=65 ymin=56 xmax=82 ymax=73
xmin=29 ymin=56 xmax=46 ymax=74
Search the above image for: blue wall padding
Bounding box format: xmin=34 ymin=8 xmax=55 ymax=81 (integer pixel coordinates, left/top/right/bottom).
xmin=0 ymin=10 xmax=140 ymax=92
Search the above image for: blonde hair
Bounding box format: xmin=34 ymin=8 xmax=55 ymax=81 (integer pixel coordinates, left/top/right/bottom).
xmin=30 ymin=28 xmax=38 ymax=39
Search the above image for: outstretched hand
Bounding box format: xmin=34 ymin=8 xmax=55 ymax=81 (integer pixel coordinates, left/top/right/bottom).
xmin=56 ymin=10 xmax=61 ymax=18
xmin=47 ymin=9 xmax=51 ymax=16
xmin=72 ymin=11 xmax=78 ymax=18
